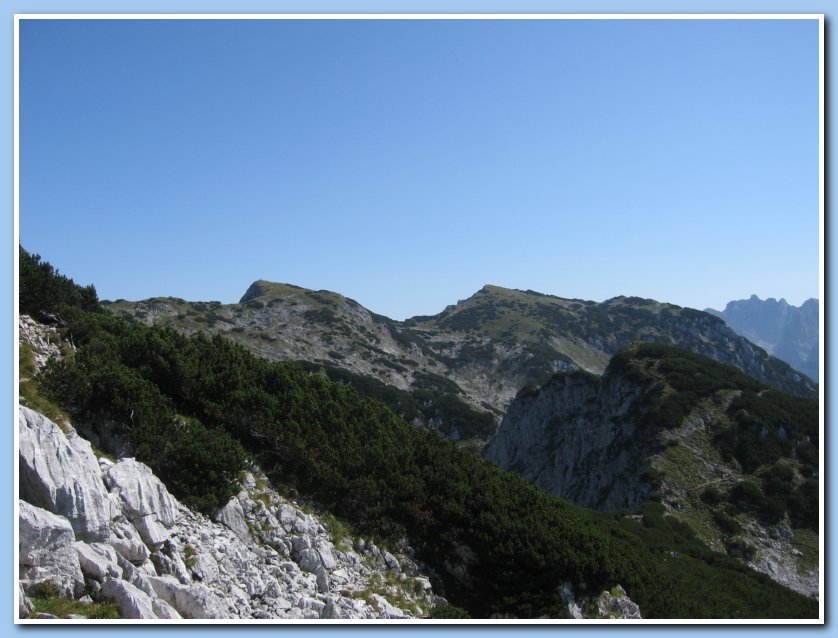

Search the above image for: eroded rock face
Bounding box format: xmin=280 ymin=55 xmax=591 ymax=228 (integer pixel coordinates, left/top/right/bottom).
xmin=19 ymin=500 xmax=84 ymax=598
xmin=484 ymin=372 xmax=651 ymax=511
xmin=18 ymin=407 xmax=443 ymax=620
xmin=18 ymin=314 xmax=63 ymax=375
xmin=100 ymin=578 xmax=158 ymax=619
xmin=596 ymin=585 xmax=642 ymax=620
xmin=75 ymin=542 xmax=121 ymax=581
xmin=103 ymin=459 xmax=180 ymax=528
xmin=19 ymin=406 xmax=113 ymax=542
xmin=210 ymin=497 xmax=250 ymax=542
xmin=147 ymin=576 xmax=228 ymax=619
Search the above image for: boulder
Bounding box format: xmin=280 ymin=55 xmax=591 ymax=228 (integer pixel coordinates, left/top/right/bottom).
xmin=290 ymin=535 xmax=311 ymax=555
xmin=19 ymin=501 xmax=84 ymax=598
xmin=596 ymin=585 xmax=642 ymax=619
xmin=148 ymin=575 xmax=230 ymax=619
xmin=297 ymin=548 xmax=322 ymax=573
xmin=104 ymin=458 xmax=179 ymax=527
xmin=189 ymin=551 xmax=220 ymax=584
xmin=320 ymin=598 xmax=340 ymax=619
xmin=152 ymin=598 xmax=182 ymax=619
xmin=100 ymin=578 xmax=157 ymax=619
xmin=132 ymin=514 xmax=171 ymax=549
xmin=211 ymin=498 xmax=251 ymax=541
xmin=293 ymin=515 xmax=319 ymax=536
xmin=369 ymin=593 xmax=409 ymax=619
xmin=109 ymin=518 xmax=150 ymax=563
xmin=277 ymin=504 xmax=298 ymax=530
xmin=315 ymin=540 xmax=338 ymax=571
xmin=114 ymin=552 xmax=155 ymax=597
xmin=383 ymin=551 xmax=401 ymax=572
xmin=103 ymin=458 xmax=180 ymax=550
xmin=314 ymin=565 xmax=330 ymax=593
xmin=75 ymin=542 xmax=121 ymax=581
xmin=18 ymin=407 xmax=112 ymax=542
xmin=150 ymin=549 xmax=191 ymax=585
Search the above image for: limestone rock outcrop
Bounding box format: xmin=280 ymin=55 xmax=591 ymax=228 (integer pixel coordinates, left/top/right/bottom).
xmin=19 ymin=500 xmax=85 ymax=598
xmin=19 ymin=407 xmax=114 ymax=542
xmin=557 ymin=582 xmax=643 ymax=620
xmin=18 ymin=314 xmax=63 ymax=374
xmin=18 ymin=407 xmax=442 ymax=620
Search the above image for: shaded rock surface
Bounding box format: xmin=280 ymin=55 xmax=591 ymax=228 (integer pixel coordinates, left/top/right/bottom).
xmin=484 ymin=372 xmax=652 ymax=511
xmin=485 ymin=360 xmax=820 ymax=600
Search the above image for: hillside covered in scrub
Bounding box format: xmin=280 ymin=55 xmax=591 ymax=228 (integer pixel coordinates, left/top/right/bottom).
xmin=486 ymin=342 xmax=819 ymax=596
xmin=106 ymin=279 xmax=816 ymax=448
xmin=17 ymin=247 xmax=819 ymax=619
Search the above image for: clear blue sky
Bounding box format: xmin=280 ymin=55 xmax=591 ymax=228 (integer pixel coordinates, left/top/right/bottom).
xmin=20 ymin=17 xmax=820 ymax=319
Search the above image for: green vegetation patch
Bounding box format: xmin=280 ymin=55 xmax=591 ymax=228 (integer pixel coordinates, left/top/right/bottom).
xmin=791 ymin=528 xmax=819 ymax=574
xmin=26 ymin=583 xmax=120 ymax=619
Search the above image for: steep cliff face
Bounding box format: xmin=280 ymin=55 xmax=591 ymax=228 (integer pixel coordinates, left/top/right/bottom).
xmin=484 ymin=344 xmax=820 ymax=599
xmin=484 ymin=372 xmax=654 ymax=511
xmin=18 ymin=406 xmax=443 ymax=620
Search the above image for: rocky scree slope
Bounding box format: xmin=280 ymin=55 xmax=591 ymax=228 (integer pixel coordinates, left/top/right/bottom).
xmin=706 ymin=295 xmax=819 ymax=381
xmin=485 ymin=343 xmax=819 ymax=598
xmin=106 ymin=283 xmax=816 ymax=444
xmin=18 ymin=405 xmax=444 ymax=620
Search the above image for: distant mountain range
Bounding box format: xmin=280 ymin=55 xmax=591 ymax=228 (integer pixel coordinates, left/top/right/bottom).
xmin=705 ymin=296 xmax=819 ymax=381
xmin=105 ymin=282 xmax=816 ymax=444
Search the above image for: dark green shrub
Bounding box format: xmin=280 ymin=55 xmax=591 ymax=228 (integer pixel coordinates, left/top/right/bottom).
xmin=19 ymin=246 xmax=101 ymax=321
xmin=712 ymin=510 xmax=742 ymax=535
xmin=726 ymin=538 xmax=756 ymax=561
xmin=729 ymin=480 xmax=766 ymax=512
xmin=429 ymin=603 xmax=470 ymax=619
xmin=701 ymin=486 xmax=724 ymax=505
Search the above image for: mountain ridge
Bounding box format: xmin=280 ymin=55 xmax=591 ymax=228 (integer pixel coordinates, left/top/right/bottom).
xmin=106 ymin=279 xmax=816 ymax=446
xmin=705 ymin=295 xmax=819 ymax=381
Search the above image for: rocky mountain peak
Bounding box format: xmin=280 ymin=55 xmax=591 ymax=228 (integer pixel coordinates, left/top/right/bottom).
xmin=239 ymin=280 xmax=308 ymax=304
xmin=706 ymin=295 xmax=819 ymax=381
xmin=239 ymin=280 xmax=273 ymax=303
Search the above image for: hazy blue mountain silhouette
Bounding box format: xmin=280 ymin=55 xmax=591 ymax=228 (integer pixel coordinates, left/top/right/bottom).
xmin=705 ymin=295 xmax=819 ymax=381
